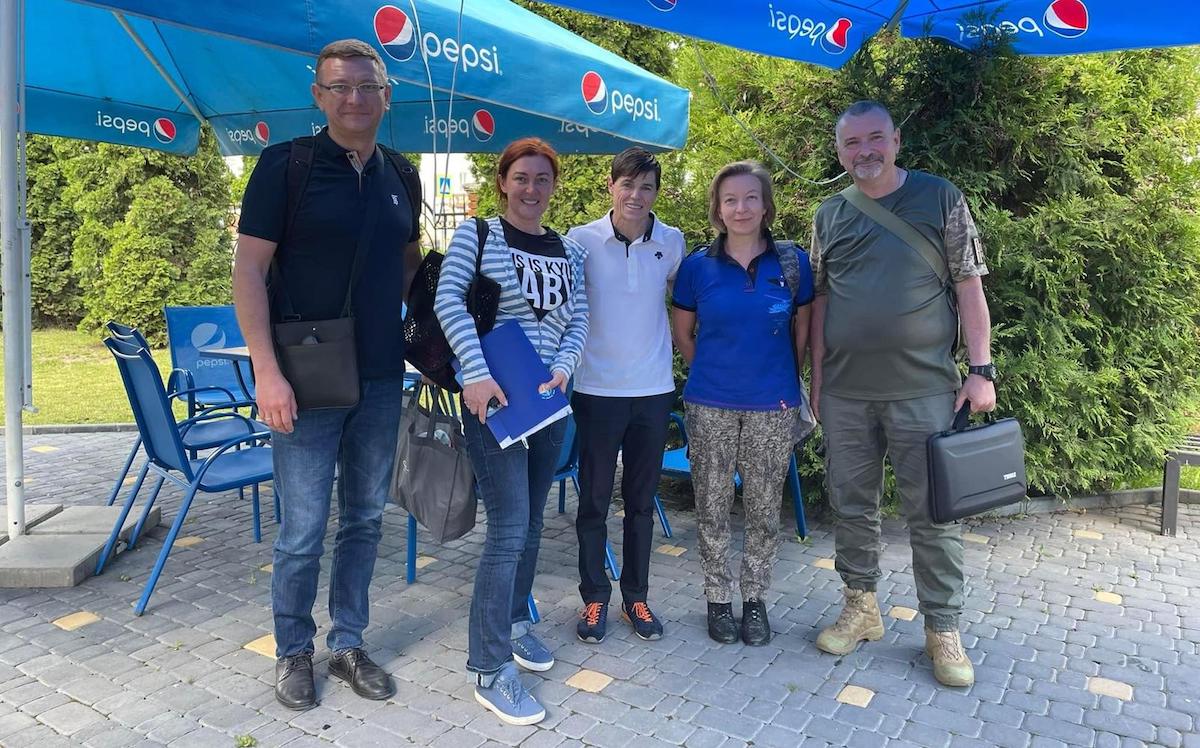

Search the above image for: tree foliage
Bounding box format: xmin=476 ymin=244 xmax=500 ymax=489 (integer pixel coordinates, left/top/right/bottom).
xmin=672 ymin=35 xmax=1200 ymax=497
xmin=26 ymin=127 xmax=234 ymax=343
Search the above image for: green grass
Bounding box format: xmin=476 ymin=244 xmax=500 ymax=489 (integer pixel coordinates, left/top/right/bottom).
xmin=0 ymin=328 xmax=174 ymax=425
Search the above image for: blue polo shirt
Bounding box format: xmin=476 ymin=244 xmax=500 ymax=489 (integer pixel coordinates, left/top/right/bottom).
xmin=672 ymin=235 xmax=814 ymax=411
xmin=239 ymin=128 xmax=417 ymax=379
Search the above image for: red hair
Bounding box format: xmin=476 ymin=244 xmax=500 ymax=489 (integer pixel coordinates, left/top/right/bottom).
xmin=495 ymin=137 xmax=560 ymax=198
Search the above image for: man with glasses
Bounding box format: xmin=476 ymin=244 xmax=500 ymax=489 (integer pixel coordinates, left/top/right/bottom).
xmin=233 ymin=39 xmax=422 ymax=710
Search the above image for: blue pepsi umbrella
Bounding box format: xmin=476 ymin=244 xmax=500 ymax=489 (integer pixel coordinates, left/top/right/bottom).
xmin=24 ymin=0 xmax=690 ymax=155
xmin=536 ymin=1 xmax=1199 ymax=69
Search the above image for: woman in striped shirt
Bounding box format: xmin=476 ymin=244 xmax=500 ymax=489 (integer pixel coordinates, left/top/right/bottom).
xmin=435 ymin=137 xmax=589 ymax=726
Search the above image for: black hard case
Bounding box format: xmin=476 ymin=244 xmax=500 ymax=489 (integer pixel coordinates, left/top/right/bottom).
xmin=927 ymin=408 xmax=1027 ymax=523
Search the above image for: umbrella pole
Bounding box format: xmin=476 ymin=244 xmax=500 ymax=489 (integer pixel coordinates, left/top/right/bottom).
xmin=0 ymin=0 xmax=26 ymax=539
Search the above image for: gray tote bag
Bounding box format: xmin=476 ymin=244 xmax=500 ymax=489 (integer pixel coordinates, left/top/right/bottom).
xmin=391 ymin=384 xmax=477 ymax=543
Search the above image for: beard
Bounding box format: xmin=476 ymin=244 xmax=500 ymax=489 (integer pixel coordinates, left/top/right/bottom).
xmin=853 ymin=160 xmax=884 ymax=180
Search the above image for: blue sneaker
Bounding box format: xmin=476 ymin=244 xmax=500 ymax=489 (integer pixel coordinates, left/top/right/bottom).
xmin=475 ymin=662 xmax=546 ymax=726
xmin=511 ymin=631 xmax=554 ymax=672
xmin=577 ymin=602 xmax=608 ymax=644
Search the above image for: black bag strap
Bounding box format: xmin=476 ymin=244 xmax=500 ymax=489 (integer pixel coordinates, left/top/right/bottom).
xmin=273 ymin=165 xmax=380 ymax=321
xmin=840 ymin=184 xmax=949 ymax=287
xmin=473 ymin=216 xmax=489 ymax=275
xmin=379 ymin=144 xmax=424 ymax=237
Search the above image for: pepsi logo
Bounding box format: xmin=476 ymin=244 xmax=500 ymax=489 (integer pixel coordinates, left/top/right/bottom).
xmin=153 ymin=118 xmax=176 ymax=144
xmin=254 ymin=121 xmax=270 ymax=147
xmin=581 ymin=71 xmax=608 ymax=115
xmin=646 ymin=0 xmax=677 ymax=10
xmin=820 ymin=18 xmax=852 ymax=54
xmin=190 ymin=323 xmax=226 ymax=351
xmin=471 ymin=109 xmax=495 ymax=142
xmin=375 ymin=5 xmax=417 ymax=62
xmin=1043 ymin=0 xmax=1087 ymax=38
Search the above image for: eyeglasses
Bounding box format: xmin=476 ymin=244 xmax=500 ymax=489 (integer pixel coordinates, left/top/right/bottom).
xmin=315 ymin=82 xmax=387 ymax=96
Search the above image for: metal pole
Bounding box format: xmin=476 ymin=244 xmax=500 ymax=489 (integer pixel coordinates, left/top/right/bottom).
xmin=17 ymin=0 xmax=32 ymax=412
xmin=1 ymin=0 xmax=26 ymax=539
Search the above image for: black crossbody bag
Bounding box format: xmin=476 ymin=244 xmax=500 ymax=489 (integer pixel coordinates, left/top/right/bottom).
xmin=269 ymin=192 xmax=379 ymax=410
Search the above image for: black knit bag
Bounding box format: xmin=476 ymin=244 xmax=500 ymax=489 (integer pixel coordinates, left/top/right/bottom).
xmin=403 ymin=217 xmax=500 ymax=391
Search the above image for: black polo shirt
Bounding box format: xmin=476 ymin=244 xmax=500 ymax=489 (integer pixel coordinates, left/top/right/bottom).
xmin=239 ymin=128 xmax=417 ymax=379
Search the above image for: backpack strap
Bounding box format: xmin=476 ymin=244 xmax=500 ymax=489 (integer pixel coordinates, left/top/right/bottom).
xmin=773 ymin=239 xmax=802 ymax=304
xmin=380 ymin=145 xmax=424 ymax=242
xmin=840 ymin=184 xmax=949 ymax=287
xmin=284 ymin=136 xmax=316 ymax=241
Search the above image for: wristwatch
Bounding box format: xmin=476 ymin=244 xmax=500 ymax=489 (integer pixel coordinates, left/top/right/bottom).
xmin=968 ymin=363 xmax=998 ymax=382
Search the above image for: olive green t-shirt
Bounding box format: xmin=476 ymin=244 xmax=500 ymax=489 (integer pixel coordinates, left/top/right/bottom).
xmin=810 ymin=170 xmax=988 ymax=401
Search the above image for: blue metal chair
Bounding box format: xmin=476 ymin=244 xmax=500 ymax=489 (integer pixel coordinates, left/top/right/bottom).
xmin=96 ymin=336 xmax=274 ymax=615
xmin=656 ymin=412 xmax=808 ymax=539
xmin=103 ymin=321 xmax=268 ymax=508
xmin=163 ymin=305 xmax=256 ymax=415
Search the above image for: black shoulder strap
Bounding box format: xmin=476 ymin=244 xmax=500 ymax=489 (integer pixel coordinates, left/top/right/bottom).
xmin=840 ymin=184 xmax=949 ymax=287
xmin=284 ymin=136 xmax=316 ymax=241
xmin=473 ymin=216 xmax=489 ymax=274
xmin=380 ymin=145 xmax=423 ymax=242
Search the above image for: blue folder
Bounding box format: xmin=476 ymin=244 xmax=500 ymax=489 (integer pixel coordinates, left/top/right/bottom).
xmin=473 ymin=321 xmax=572 ymax=449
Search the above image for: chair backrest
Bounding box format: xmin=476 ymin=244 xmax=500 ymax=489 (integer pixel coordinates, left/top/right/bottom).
xmin=163 ymin=305 xmax=247 ymax=395
xmin=105 ymin=336 xmax=193 ymax=477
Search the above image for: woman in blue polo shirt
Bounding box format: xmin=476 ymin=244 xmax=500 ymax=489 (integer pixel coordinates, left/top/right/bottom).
xmin=671 ymin=160 xmax=814 ymax=647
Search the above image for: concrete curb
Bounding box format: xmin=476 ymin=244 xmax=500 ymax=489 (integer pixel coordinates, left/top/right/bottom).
xmin=982 ymin=486 xmax=1200 ymax=518
xmin=0 ymin=423 xmax=138 ymax=436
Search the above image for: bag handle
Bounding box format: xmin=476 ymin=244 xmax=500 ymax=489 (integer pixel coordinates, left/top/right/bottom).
xmin=951 ymin=399 xmax=997 ymax=432
xmin=840 ymin=184 xmax=949 ymax=287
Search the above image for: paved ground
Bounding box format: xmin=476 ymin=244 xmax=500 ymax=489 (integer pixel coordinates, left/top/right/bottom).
xmin=0 ymin=431 xmax=1198 ymax=747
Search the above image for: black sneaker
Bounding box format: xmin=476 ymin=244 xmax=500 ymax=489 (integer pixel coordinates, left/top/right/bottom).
xmin=622 ymin=601 xmax=664 ymax=641
xmin=577 ymin=601 xmax=608 ymax=643
xmin=328 ymin=648 xmax=395 ymax=701
xmin=741 ymin=599 xmax=772 ymax=646
xmin=707 ymin=602 xmax=738 ymax=644
xmin=275 ymin=652 xmax=316 ymax=710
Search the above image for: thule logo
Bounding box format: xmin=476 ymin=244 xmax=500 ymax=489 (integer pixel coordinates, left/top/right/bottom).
xmin=1003 ymin=472 xmax=1017 ymax=481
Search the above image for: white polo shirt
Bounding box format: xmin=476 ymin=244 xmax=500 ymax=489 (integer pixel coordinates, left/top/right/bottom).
xmin=567 ymin=212 xmax=686 ymax=397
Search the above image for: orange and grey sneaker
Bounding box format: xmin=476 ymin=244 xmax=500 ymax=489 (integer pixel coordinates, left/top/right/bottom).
xmin=577 ymin=602 xmax=608 ymax=643
xmin=622 ymin=601 xmax=664 ymax=641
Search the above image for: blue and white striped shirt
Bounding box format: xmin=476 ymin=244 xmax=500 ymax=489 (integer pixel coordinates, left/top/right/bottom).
xmin=435 ymin=216 xmax=589 ymax=386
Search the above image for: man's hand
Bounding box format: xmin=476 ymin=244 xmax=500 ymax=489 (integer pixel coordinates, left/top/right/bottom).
xmin=955 ymin=374 xmax=996 ymax=414
xmin=809 ymin=381 xmax=821 ymax=422
xmin=256 ymin=370 xmax=298 ymax=433
xmin=463 ymin=377 xmax=507 ymax=424
xmin=541 ymin=371 xmax=568 ymax=395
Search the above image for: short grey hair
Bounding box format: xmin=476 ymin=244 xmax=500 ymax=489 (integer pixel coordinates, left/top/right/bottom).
xmin=835 ymin=100 xmax=895 ymax=135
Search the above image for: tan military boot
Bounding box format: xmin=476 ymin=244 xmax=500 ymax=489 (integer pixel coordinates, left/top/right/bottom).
xmin=815 ymin=588 xmax=885 ymax=655
xmin=925 ymin=629 xmax=974 ymax=687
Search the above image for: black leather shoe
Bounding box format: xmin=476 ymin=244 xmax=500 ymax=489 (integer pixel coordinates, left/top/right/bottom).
xmin=741 ymin=599 xmax=772 ymax=646
xmin=275 ymin=653 xmax=316 ymax=710
xmin=707 ymin=602 xmax=738 ymax=644
xmin=329 ymin=648 xmax=395 ymax=701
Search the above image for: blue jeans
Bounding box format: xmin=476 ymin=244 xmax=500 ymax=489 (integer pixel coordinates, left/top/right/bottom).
xmin=463 ymin=410 xmax=566 ymax=674
xmin=271 ymin=376 xmax=404 ymax=657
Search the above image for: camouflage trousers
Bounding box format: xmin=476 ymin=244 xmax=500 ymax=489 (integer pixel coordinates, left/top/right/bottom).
xmin=685 ymin=402 xmax=797 ymax=603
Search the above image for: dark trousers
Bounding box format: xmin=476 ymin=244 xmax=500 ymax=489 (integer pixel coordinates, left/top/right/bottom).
xmin=573 ymin=391 xmax=675 ymax=605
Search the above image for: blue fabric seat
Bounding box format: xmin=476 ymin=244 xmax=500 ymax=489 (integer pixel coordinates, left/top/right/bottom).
xmin=163 ymin=305 xmax=256 ymax=413
xmin=96 ymin=335 xmax=274 ymax=615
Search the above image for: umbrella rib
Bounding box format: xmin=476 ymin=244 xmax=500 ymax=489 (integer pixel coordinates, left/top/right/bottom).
xmin=112 ymin=12 xmax=207 ymax=124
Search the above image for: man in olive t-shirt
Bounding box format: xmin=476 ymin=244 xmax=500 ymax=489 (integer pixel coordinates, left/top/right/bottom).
xmin=809 ymin=101 xmax=996 ymax=688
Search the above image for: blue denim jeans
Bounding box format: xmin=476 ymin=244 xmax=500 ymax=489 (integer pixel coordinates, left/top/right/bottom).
xmin=271 ymin=376 xmax=404 ymax=657
xmin=462 ymin=410 xmax=566 ymax=674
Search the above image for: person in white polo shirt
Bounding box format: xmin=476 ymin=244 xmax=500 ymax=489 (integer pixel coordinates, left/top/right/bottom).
xmin=567 ymin=148 xmax=686 ymax=644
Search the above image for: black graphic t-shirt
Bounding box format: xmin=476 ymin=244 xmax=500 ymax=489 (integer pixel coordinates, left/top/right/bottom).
xmin=500 ymin=217 xmax=572 ymax=320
